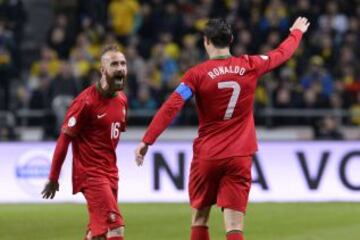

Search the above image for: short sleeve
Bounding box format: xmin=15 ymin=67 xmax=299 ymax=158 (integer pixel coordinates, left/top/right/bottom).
xmin=181 ymin=69 xmax=197 ymax=93
xmin=61 ymin=99 xmax=88 ymax=137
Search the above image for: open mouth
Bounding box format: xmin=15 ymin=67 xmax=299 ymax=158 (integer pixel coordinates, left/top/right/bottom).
xmin=113 ymin=75 xmax=124 ymax=86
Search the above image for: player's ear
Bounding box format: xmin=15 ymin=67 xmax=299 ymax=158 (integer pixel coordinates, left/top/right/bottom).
xmin=204 ymin=36 xmax=210 ymax=46
xmin=230 ymin=34 xmax=234 ymax=44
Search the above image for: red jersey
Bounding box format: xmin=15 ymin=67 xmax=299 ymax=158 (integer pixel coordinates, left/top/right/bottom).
xmin=143 ymin=29 xmax=303 ymax=160
xmin=50 ymin=84 xmax=128 ymax=193
xmin=181 ymin=57 xmax=258 ymax=160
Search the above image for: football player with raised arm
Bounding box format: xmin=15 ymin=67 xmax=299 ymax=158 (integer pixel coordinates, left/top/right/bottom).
xmin=135 ymin=17 xmax=310 ymax=240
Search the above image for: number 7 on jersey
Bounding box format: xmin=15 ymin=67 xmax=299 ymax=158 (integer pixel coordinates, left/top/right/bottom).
xmin=218 ymin=81 xmax=241 ymax=120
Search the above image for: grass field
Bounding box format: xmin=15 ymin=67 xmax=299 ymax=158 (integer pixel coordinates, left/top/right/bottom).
xmin=0 ymin=203 xmax=359 ymax=240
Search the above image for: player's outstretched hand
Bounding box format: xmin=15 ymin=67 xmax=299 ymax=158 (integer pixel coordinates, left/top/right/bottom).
xmin=135 ymin=142 xmax=149 ymax=166
xmin=290 ymin=17 xmax=310 ymax=33
xmin=41 ymin=180 xmax=59 ymax=199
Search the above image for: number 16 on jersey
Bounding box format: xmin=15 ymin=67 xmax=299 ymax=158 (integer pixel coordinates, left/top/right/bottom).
xmin=111 ymin=122 xmax=121 ymax=139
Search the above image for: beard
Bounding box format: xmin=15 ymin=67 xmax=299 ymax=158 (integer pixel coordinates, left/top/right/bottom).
xmin=106 ymin=70 xmax=125 ymax=91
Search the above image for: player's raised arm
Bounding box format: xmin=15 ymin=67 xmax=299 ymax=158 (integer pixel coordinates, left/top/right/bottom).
xmin=251 ymin=17 xmax=310 ymax=75
xmin=135 ymin=82 xmax=193 ymax=166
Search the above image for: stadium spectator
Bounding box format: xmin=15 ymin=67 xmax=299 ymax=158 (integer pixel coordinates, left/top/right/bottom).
xmin=315 ymin=115 xmax=344 ymax=140
xmin=29 ymin=72 xmax=51 ymax=110
xmin=49 ymin=61 xmax=79 ymax=135
xmin=70 ymin=33 xmax=99 ymax=63
xmin=179 ymin=34 xmax=201 ymax=70
xmin=0 ymin=124 xmax=16 ymax=140
xmin=261 ymin=0 xmax=289 ymax=34
xmin=108 ymin=0 xmax=140 ymax=43
xmin=79 ymin=16 xmax=105 ymax=48
xmin=136 ymin=3 xmax=156 ymax=58
xmin=0 ymin=0 xmax=26 ymax=45
xmin=69 ymin=43 xmax=93 ymax=79
xmin=29 ymin=72 xmax=54 ymax=138
xmin=130 ymin=87 xmax=157 ymax=111
xmin=159 ymin=33 xmax=180 ymax=87
xmin=30 ymin=46 xmax=61 ymax=79
xmin=159 ymin=2 xmax=184 ymax=39
xmin=2 ymin=0 xmax=360 ymax=139
xmin=292 ymin=0 xmax=316 ymax=26
xmin=77 ymin=0 xmax=108 ymax=27
xmin=125 ymin=46 xmax=146 ymax=99
xmin=300 ymin=55 xmax=333 ymax=99
xmin=350 ymin=92 xmax=360 ymax=126
xmin=0 ymin=19 xmax=16 ymax=110
xmin=318 ymin=1 xmax=349 ymax=36
xmin=13 ymin=84 xmax=28 ymax=110
xmin=80 ymin=67 xmax=100 ymax=90
xmin=47 ymin=13 xmax=72 ymax=59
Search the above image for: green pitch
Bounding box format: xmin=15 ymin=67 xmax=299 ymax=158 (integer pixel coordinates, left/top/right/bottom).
xmin=0 ymin=203 xmax=359 ymax=240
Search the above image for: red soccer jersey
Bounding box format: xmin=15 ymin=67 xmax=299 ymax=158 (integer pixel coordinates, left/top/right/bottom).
xmin=181 ymin=56 xmax=259 ymax=160
xmin=59 ymin=85 xmax=127 ymax=193
xmin=143 ymin=29 xmax=303 ymax=160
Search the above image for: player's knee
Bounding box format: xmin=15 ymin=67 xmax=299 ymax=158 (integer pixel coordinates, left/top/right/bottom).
xmin=223 ymin=208 xmax=244 ymax=232
xmin=107 ymin=226 xmax=124 ymax=238
xmin=192 ymin=207 xmax=211 ymax=226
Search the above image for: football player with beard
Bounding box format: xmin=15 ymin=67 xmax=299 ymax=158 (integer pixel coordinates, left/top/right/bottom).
xmin=42 ymin=45 xmax=128 ymax=240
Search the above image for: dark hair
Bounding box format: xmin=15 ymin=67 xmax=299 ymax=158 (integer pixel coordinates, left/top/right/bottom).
xmin=100 ymin=44 xmax=121 ymax=59
xmin=203 ymin=18 xmax=233 ymax=48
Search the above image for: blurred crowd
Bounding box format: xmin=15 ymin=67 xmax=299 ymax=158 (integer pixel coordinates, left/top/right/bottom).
xmin=0 ymin=0 xmax=359 ymax=140
xmin=0 ymin=0 xmax=25 ymax=110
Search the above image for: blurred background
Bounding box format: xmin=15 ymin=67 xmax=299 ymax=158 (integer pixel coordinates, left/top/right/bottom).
xmin=0 ymin=0 xmax=359 ymax=141
xmin=0 ymin=1 xmax=360 ymax=239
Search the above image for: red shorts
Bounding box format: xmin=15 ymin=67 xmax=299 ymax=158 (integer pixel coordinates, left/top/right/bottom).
xmin=82 ymin=181 xmax=124 ymax=237
xmin=188 ymin=156 xmax=252 ymax=213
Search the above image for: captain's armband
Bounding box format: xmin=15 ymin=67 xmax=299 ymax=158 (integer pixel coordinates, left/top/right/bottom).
xmin=175 ymin=83 xmax=193 ymax=101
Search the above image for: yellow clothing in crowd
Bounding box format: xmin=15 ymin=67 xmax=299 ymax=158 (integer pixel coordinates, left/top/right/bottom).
xmin=30 ymin=60 xmax=61 ymax=78
xmin=350 ymin=104 xmax=360 ymax=125
xmin=108 ymin=0 xmax=140 ymax=36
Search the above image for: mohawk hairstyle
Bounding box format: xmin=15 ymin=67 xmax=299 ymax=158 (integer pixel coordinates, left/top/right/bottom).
xmin=100 ymin=44 xmax=121 ymax=59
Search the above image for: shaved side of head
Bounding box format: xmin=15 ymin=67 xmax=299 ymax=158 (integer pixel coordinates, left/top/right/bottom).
xmin=100 ymin=44 xmax=123 ymax=65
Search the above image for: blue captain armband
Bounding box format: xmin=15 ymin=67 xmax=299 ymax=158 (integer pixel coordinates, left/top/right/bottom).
xmin=175 ymin=83 xmax=193 ymax=101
